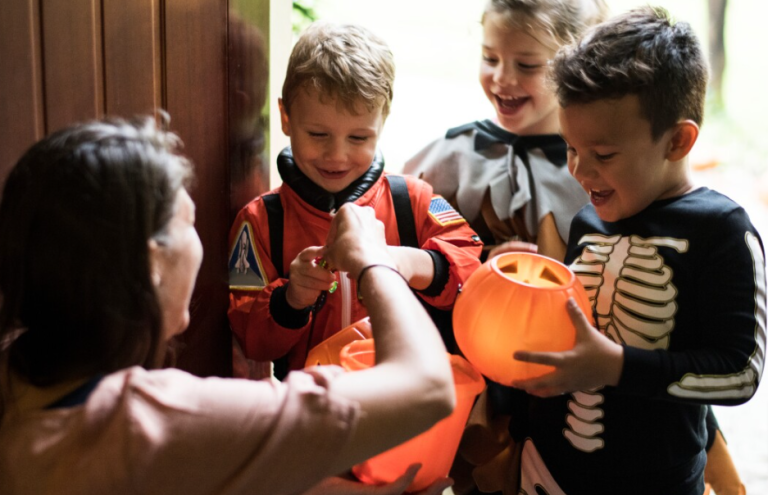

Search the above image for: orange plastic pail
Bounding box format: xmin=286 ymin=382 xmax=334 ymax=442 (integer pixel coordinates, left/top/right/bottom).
xmin=339 ymin=339 xmax=486 ymax=492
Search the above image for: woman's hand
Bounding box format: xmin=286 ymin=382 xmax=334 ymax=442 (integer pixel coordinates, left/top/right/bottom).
xmin=320 ymin=203 xmax=454 ymax=476
xmin=325 ymin=204 xmax=394 ymax=279
xmin=301 ymin=466 xmax=453 ymax=495
xmin=510 ymin=298 xmax=624 ymax=397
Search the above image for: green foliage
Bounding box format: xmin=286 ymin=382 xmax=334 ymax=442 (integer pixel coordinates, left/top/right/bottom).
xmin=293 ymin=1 xmax=318 ymax=34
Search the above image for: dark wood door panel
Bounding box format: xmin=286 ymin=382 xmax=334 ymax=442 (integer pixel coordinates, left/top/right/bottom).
xmin=0 ymin=0 xmax=256 ymax=378
xmin=0 ymin=0 xmax=45 ymax=183
xmin=103 ymin=0 xmax=163 ymax=116
xmin=41 ymin=0 xmax=104 ymax=133
xmin=165 ymin=0 xmax=231 ymax=377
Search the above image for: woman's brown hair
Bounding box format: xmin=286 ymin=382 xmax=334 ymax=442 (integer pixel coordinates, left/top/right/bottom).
xmin=0 ymin=115 xmax=192 ymax=402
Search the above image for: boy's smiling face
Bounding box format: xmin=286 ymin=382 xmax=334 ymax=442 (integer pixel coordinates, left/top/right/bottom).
xmin=560 ymin=94 xmax=695 ymax=222
xmin=280 ymin=87 xmax=384 ymax=193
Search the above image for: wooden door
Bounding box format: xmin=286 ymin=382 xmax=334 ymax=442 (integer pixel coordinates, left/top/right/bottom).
xmin=0 ymin=0 xmax=270 ymax=377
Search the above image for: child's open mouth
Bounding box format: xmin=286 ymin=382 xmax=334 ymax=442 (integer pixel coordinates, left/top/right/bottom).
xmin=589 ymin=189 xmax=613 ymax=206
xmin=317 ymin=168 xmax=350 ymax=180
xmin=495 ymin=95 xmax=528 ymax=114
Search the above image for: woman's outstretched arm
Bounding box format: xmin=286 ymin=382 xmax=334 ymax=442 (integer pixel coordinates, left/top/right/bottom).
xmin=321 ymin=203 xmax=456 ymax=475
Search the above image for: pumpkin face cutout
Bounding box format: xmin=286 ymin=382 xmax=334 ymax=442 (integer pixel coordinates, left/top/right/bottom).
xmin=453 ymin=252 xmax=594 ymax=385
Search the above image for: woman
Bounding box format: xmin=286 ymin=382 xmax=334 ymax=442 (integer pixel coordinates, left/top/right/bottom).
xmin=0 ymin=116 xmax=455 ymax=495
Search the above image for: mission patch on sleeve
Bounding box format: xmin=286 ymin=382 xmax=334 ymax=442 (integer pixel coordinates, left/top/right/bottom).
xmin=228 ymin=222 xmax=267 ymax=290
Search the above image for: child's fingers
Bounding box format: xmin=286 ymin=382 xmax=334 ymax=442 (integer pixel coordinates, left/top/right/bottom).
xmin=566 ymin=297 xmax=594 ymax=337
xmin=397 ymin=462 xmax=421 ymax=482
xmin=297 ymin=246 xmax=325 ymax=263
xmin=511 ymin=374 xmax=562 ymax=398
xmin=289 ymin=253 xmax=337 ymax=296
xmin=487 ymin=240 xmax=538 ymax=259
xmin=294 ymin=249 xmax=335 ymax=275
xmin=513 ymin=350 xmax=561 ymax=366
xmin=293 ymin=269 xmax=337 ymax=289
xmin=512 ymin=353 xmax=567 ymax=397
xmin=370 ymin=464 xmax=421 ymax=494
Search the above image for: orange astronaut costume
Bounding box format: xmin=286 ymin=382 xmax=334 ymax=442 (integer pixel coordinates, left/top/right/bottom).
xmin=228 ymin=149 xmax=483 ymax=373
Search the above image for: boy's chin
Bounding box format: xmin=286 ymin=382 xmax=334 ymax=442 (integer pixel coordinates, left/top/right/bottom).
xmin=594 ymin=207 xmax=633 ymax=223
xmin=318 ymin=180 xmax=353 ymax=193
xmin=313 ymin=173 xmax=363 ymax=194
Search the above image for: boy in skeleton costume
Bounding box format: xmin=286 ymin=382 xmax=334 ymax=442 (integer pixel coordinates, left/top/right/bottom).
xmin=506 ymin=7 xmax=766 ymax=495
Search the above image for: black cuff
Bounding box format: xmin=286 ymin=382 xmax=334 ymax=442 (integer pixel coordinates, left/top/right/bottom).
xmin=270 ymin=284 xmax=312 ymax=329
xmin=417 ymin=250 xmax=450 ymax=297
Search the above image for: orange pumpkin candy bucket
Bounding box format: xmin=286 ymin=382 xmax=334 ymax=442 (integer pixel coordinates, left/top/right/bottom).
xmin=453 ymin=252 xmax=594 ymax=385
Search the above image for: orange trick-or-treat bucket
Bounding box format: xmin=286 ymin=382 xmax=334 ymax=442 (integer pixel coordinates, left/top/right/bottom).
xmin=453 ymin=252 xmax=594 ymax=385
xmin=339 ymin=339 xmax=486 ymax=492
xmin=304 ymin=317 xmax=373 ymax=368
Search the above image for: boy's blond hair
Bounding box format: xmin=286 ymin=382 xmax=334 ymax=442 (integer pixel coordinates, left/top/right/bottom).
xmin=282 ymin=21 xmax=395 ymax=118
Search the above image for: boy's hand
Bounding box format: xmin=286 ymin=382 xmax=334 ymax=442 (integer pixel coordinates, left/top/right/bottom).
xmin=286 ymin=246 xmax=337 ymax=310
xmin=510 ymin=298 xmax=624 ymax=397
xmin=486 ymin=240 xmax=538 ymax=260
xmin=300 ymin=465 xmax=452 ymax=495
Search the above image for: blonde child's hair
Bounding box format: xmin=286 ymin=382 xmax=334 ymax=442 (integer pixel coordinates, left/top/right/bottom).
xmin=281 ymin=21 xmax=395 ymax=118
xmin=483 ymin=0 xmax=609 ymax=50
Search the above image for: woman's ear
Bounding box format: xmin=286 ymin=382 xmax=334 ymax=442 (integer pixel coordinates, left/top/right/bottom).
xmin=666 ymin=120 xmax=699 ymax=162
xmin=148 ymin=239 xmax=162 ymax=287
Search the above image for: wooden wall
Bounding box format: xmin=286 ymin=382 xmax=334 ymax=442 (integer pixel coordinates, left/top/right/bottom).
xmin=0 ymin=0 xmax=260 ymax=377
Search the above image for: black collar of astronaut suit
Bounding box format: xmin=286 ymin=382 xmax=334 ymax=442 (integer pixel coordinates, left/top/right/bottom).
xmin=277 ymin=147 xmax=385 ymax=213
xmin=445 ymin=119 xmax=568 ymax=167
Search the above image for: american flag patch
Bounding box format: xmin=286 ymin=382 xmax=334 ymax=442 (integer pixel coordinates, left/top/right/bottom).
xmin=428 ymin=197 xmax=465 ymax=225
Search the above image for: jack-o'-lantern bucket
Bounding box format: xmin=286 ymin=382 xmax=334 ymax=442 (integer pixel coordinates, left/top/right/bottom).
xmin=453 ymin=252 xmax=593 ymax=385
xmin=305 ymin=317 xmax=373 ymax=368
